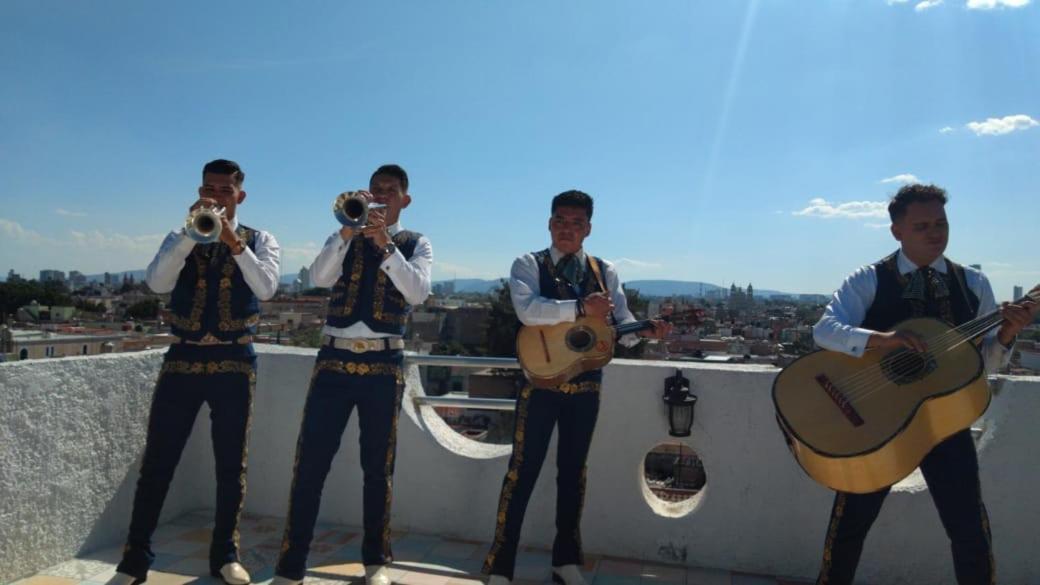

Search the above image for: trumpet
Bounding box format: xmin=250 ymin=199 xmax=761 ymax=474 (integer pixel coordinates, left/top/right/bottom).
xmin=333 ymin=191 xmax=385 ymax=229
xmin=185 ymin=205 xmax=226 ymax=243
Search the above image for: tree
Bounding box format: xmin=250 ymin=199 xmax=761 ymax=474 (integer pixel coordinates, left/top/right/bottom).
xmin=0 ymin=280 xmax=74 ymax=323
xmin=485 ymin=280 xmax=519 ymax=357
xmin=125 ymin=298 xmax=160 ymax=320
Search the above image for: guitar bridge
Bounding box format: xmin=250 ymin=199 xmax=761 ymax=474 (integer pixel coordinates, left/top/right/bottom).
xmin=815 ymin=374 xmax=864 ymax=427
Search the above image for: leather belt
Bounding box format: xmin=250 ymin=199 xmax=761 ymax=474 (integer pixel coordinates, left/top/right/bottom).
xmin=322 ymin=335 xmax=404 ymax=353
xmin=174 ymin=334 xmax=253 ymax=346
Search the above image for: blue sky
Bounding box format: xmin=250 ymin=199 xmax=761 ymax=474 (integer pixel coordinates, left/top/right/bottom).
xmin=1 ymin=0 xmax=1036 ymax=300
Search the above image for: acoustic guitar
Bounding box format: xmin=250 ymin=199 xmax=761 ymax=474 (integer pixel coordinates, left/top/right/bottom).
xmin=773 ymin=285 xmax=1039 ymax=494
xmin=517 ymin=309 xmax=703 ymax=388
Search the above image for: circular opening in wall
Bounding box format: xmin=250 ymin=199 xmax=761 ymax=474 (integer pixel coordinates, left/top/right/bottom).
xmin=640 ymin=442 xmax=706 ymax=518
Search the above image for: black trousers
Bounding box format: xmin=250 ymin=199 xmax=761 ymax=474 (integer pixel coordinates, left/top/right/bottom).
xmin=117 ymin=345 xmax=256 ymax=580
xmin=276 ymin=346 xmax=404 ymax=580
xmin=816 ymin=430 xmax=994 ymax=585
xmin=483 ymin=382 xmax=601 ymax=580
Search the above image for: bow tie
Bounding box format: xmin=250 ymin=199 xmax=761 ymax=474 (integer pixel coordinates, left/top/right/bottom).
xmin=902 ymin=266 xmax=950 ymax=302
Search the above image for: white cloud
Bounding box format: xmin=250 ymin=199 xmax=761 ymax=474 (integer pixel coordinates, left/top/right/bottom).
xmin=1 ymin=217 xmax=164 ymax=274
xmin=939 ymin=126 xmax=956 ymax=134
xmin=610 ymin=258 xmax=664 ymax=270
xmin=967 ymin=0 xmax=1030 ymax=9
xmin=55 ymin=208 xmax=88 ymax=217
xmin=966 ymin=114 xmax=1039 ymax=136
xmin=916 ymin=0 xmax=944 ymax=10
xmin=68 ymin=230 xmax=163 ymax=254
xmin=279 ymin=242 xmax=323 ymax=271
xmin=0 ymin=218 xmax=51 ymax=244
xmin=880 ymin=174 xmax=920 ymax=185
xmin=793 ymin=198 xmax=889 ymax=220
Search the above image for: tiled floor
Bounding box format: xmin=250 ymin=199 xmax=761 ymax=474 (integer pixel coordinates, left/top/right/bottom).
xmin=8 ymin=511 xmax=811 ymax=585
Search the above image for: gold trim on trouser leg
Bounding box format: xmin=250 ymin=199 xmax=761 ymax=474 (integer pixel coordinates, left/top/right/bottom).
xmin=379 ymin=368 xmax=405 ymax=559
xmin=978 ymin=477 xmax=995 ymax=585
xmin=231 ymin=365 xmax=257 ymax=552
xmin=278 ymin=364 xmax=323 ymax=558
xmin=816 ymin=493 xmax=846 ymax=585
xmin=483 ymin=385 xmax=534 ymax=573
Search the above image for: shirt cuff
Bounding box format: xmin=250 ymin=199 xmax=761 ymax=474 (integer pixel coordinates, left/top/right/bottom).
xmin=846 ymin=328 xmax=874 ymax=357
xmin=380 ymin=248 xmax=405 ymax=274
xmin=232 ymin=245 xmax=260 ymax=268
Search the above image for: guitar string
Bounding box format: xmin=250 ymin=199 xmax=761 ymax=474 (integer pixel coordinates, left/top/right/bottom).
xmin=836 ymin=314 xmax=1002 ymax=404
xmin=824 ymin=307 xmax=1003 ymax=395
xmin=815 ymin=312 xmax=1004 ymax=408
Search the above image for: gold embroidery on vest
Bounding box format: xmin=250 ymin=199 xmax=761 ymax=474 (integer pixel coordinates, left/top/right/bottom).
xmin=328 ymin=243 xmax=366 ymax=317
xmin=160 ymin=360 xmax=257 ymax=378
xmin=167 ymin=253 xmax=208 ymax=331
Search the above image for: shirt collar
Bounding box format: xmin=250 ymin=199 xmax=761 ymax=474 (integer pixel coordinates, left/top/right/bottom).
xmin=550 ymin=247 xmax=586 ymax=265
xmin=228 ymin=215 xmax=239 ymax=231
xmin=387 ymin=222 xmax=402 ymax=236
xmin=897 ymin=249 xmax=947 ymax=275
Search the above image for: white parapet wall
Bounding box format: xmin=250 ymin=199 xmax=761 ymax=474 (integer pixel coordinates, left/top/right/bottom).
xmin=3 ymin=345 xmax=1040 ymax=584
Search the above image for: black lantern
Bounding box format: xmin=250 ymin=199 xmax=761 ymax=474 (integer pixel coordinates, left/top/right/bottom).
xmin=662 ymin=369 xmax=697 ymax=437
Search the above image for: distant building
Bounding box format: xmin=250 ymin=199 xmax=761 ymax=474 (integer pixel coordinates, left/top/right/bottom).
xmin=2 ymin=328 xmax=126 ymax=360
xmin=69 ymin=271 xmax=87 ymax=290
xmin=297 ymin=267 xmax=311 ymax=291
xmin=104 ymin=272 xmax=114 ymax=287
xmin=17 ymin=301 xmax=76 ymax=323
xmin=1014 ymin=285 xmax=1023 ymax=301
xmin=40 ymin=270 xmax=66 ymax=283
xmin=6 ymin=269 xmax=23 ymax=283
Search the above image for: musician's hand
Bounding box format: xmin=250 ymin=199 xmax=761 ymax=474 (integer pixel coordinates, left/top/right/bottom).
xmin=997 ymin=300 xmax=1038 ymax=346
xmin=638 ymin=319 xmax=672 ymax=340
xmin=868 ymin=330 xmax=928 ymax=353
xmin=339 ymin=226 xmax=356 ymax=241
xmin=583 ymin=292 xmax=614 ymax=320
xmin=217 ymin=215 xmax=241 ymax=250
xmin=190 ymin=197 xmax=218 ymax=213
xmin=362 ymin=207 xmax=390 ymax=248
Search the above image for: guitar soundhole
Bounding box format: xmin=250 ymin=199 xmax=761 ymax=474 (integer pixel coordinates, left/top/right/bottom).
xmin=882 ymin=349 xmax=938 ymax=385
xmin=566 ymin=326 xmax=596 ymax=353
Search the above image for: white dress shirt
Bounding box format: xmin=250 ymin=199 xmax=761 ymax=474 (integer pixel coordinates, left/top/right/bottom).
xmin=510 ymin=247 xmax=640 ymax=348
xmin=145 ymin=216 xmax=281 ymax=301
xmin=813 ymin=250 xmax=1009 ymax=373
xmin=310 ymin=222 xmax=433 ymax=339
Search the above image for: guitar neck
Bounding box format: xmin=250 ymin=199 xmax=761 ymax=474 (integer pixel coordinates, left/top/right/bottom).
xmin=958 ymin=289 xmax=1040 ymax=341
xmin=613 ymin=319 xmax=655 ymax=338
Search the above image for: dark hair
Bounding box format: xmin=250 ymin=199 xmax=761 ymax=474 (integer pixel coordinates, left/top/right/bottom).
xmin=371 ymin=164 xmax=409 ymax=191
xmin=551 ymin=190 xmax=594 ymax=219
xmin=202 ymin=159 xmax=245 ymax=186
xmin=888 ymin=183 xmax=947 ymax=222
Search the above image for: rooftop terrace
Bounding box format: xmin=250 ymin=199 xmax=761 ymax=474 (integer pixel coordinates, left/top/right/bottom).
xmin=2 ymin=347 xmax=1039 ymax=585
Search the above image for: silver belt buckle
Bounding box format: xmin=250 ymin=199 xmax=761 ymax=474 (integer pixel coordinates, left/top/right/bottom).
xmin=350 ymin=339 xmax=370 ymax=353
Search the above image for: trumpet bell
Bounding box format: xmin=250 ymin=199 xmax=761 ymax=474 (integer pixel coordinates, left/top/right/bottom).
xmin=185 ymin=206 xmax=224 ymax=243
xmin=334 ymin=192 xmax=368 ymax=228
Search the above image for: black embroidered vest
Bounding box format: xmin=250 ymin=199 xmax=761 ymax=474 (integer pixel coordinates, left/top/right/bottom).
xmin=862 ymin=251 xmax=979 ymax=333
xmin=168 ymin=225 xmax=260 ymax=342
xmin=534 ymin=248 xmax=608 ymax=386
xmin=325 ymin=230 xmax=422 ymax=335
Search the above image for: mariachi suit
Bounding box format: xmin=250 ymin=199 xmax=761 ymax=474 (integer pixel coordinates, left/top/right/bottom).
xmin=276 ymin=227 xmax=429 ymax=581
xmin=812 ymin=251 xmax=1010 ymax=585
xmin=483 ymin=248 xmax=639 ymax=580
xmin=118 ymin=222 xmax=281 ymax=580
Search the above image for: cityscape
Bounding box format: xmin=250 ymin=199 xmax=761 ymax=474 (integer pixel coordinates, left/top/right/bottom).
xmin=4 ymin=264 xmax=1037 ymax=374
